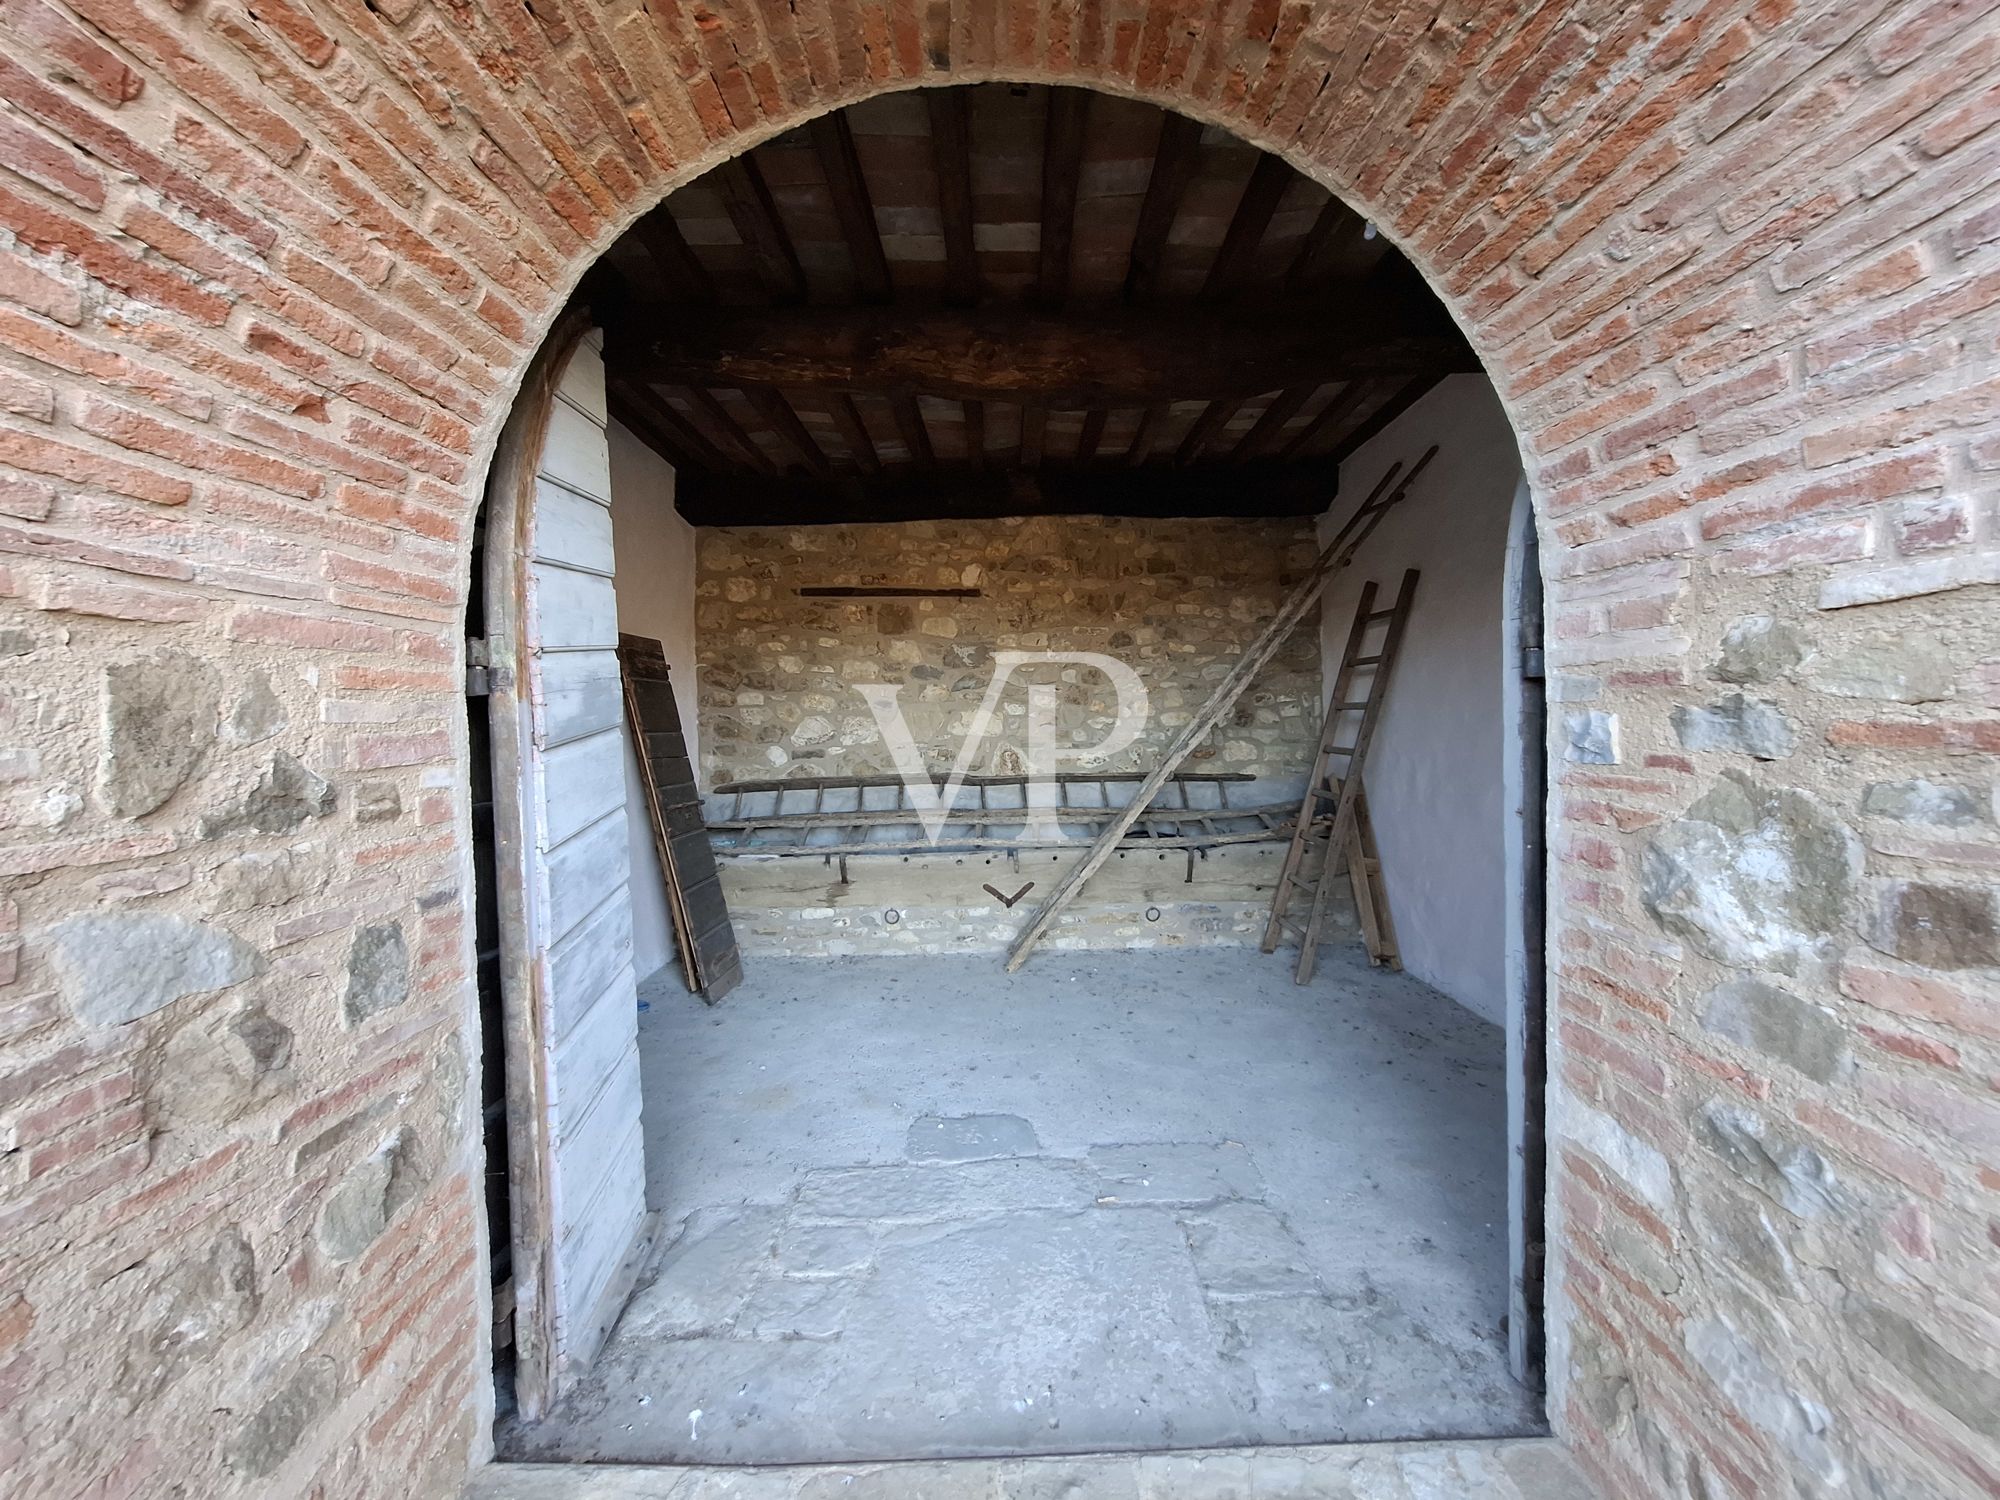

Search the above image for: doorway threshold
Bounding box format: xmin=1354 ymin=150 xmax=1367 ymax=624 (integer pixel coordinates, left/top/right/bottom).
xmin=470 ymin=1437 xmax=1593 ymax=1498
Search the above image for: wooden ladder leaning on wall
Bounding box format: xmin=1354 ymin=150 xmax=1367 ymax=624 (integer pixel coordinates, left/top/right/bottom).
xmin=1262 ymin=568 xmax=1421 ymax=984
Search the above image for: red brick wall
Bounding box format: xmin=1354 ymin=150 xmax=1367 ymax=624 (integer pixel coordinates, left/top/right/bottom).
xmin=1 ymin=1 xmax=1996 ymax=1496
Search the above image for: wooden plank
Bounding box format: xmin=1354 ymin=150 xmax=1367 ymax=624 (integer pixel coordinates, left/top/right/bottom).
xmin=619 ymin=633 xmax=742 ymax=1001
xmin=1038 ymin=87 xmax=1089 ymax=307
xmin=925 ymin=88 xmax=978 ymax=307
xmin=525 ymin=564 xmax=616 ymax=651
xmin=1004 ymin=448 xmax=1436 ymax=971
xmin=1124 ymin=110 xmax=1203 ymax=303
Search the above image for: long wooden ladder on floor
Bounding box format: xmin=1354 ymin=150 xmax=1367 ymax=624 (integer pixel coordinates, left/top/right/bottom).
xmin=1263 ymin=568 xmax=1420 ymax=984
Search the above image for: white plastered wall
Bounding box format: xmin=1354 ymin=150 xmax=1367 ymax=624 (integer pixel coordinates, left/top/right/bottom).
xmin=1317 ymin=375 xmax=1526 ymax=1026
xmin=607 ymin=420 xmax=701 ymax=985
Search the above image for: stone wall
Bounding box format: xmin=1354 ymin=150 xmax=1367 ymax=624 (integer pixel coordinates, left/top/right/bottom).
xmin=2 ymin=4 xmax=1999 ymax=1500
xmin=693 ymin=517 xmax=1323 ymax=789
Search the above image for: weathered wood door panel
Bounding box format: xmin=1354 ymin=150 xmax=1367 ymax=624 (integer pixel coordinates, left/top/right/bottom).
xmin=484 ymin=323 xmax=655 ymax=1420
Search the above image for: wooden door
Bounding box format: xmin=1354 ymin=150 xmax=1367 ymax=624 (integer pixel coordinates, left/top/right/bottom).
xmin=482 ymin=319 xmax=656 ymax=1419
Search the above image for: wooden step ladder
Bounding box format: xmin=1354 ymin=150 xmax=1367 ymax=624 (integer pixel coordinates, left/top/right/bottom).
xmin=1263 ymin=568 xmax=1420 ymax=983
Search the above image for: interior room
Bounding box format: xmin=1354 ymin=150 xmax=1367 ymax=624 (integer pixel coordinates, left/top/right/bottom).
xmin=482 ymin=83 xmax=1543 ymax=1466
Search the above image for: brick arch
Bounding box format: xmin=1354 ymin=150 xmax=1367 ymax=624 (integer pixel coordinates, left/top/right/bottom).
xmin=2 ymin=4 xmax=1996 ymax=1500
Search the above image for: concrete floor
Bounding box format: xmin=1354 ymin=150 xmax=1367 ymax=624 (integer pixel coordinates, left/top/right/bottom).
xmin=499 ymin=947 xmax=1542 ymax=1466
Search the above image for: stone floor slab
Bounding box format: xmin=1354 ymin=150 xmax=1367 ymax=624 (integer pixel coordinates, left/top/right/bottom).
xmin=908 ymin=1113 xmax=1042 ymax=1162
xmin=1184 ymin=1201 xmax=1321 ymax=1298
xmin=1088 ymin=1142 xmax=1266 ymax=1207
xmin=794 ymin=1157 xmax=1096 ymax=1222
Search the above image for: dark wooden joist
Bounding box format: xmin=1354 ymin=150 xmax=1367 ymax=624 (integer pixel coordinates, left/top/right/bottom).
xmin=1075 ymin=409 xmax=1108 ymax=463
xmin=680 ymin=385 xmax=779 ymax=475
xmin=1278 ymin=380 xmax=1369 ymax=460
xmin=1176 ymin=398 xmax=1245 ymax=464
xmin=826 ymin=393 xmax=880 ymax=473
xmin=1038 ymin=88 xmax=1089 ymax=307
xmin=889 ymin=392 xmax=934 ymax=466
xmin=715 ymin=154 xmax=807 ymax=303
xmin=1125 ymin=404 xmax=1166 ymax=466
xmin=1020 ymin=402 xmax=1049 ymax=467
xmin=1327 ymin=374 xmax=1444 ymax=463
xmin=925 ymin=89 xmax=979 ymax=307
xmin=1232 ymin=386 xmax=1314 ymax=461
xmin=607 ymin=378 xmax=730 ymax=472
xmin=741 ymin=386 xmax=832 ymax=476
xmin=612 ymin=300 xmax=1476 ymax=405
xmin=810 ymin=111 xmax=893 ymax=304
xmin=962 ymin=400 xmax=986 ymax=465
xmin=1124 ymin=111 xmax=1203 ymax=303
xmin=630 ymin=207 xmax=714 ymax=302
xmin=1202 ymin=155 xmax=1293 ymax=300
xmin=673 ymin=457 xmax=1344 ymax=525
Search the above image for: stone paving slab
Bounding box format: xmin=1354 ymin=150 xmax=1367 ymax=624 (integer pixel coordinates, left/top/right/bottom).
xmin=1088 ymin=1142 xmax=1266 ymax=1206
xmin=468 ymin=1438 xmax=1597 ymax=1500
xmin=795 ymin=1157 xmax=1097 ymax=1221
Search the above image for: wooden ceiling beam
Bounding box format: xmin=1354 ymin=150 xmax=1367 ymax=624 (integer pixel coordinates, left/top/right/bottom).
xmin=889 ymin=392 xmax=935 ymax=466
xmin=1175 ymin=398 xmax=1245 ymax=464
xmin=1202 ymin=155 xmax=1293 ymax=301
xmin=963 ymin=399 xmax=986 ymax=465
xmin=630 ymin=207 xmax=715 ymax=302
xmin=741 ymin=386 xmax=834 ymax=476
xmin=1123 ymin=112 xmax=1203 ymax=303
xmin=680 ymin=385 xmax=780 ymax=475
xmin=1075 ymin=409 xmax=1109 ymax=464
xmin=1020 ymin=402 xmax=1049 ymax=467
xmin=827 ymin=393 xmax=881 ymax=474
xmin=673 ymin=457 xmax=1345 ymax=526
xmin=1288 ymin=198 xmax=1380 ymax=292
xmin=1125 ymin=404 xmax=1166 ymax=466
xmin=715 ymin=154 xmax=808 ymax=304
xmin=1232 ymin=385 xmax=1314 ymax=461
xmin=612 ymin=301 xmax=1476 ymax=406
xmin=608 ymin=378 xmax=730 ymax=472
xmin=810 ymin=111 xmax=894 ymax=304
xmin=1278 ymin=380 xmax=1370 ymax=460
xmin=925 ymin=89 xmax=979 ymax=308
xmin=1327 ymin=374 xmax=1444 ymax=463
xmin=1037 ymin=88 xmax=1089 ymax=308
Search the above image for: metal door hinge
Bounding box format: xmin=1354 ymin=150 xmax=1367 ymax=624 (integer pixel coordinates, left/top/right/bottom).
xmin=466 ymin=637 xmax=492 ymax=697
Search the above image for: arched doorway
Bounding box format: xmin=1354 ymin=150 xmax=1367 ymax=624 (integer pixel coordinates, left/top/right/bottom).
xmin=1 ymin=2 xmax=1987 ymax=1495
xmin=474 ymin=83 xmax=1549 ymax=1463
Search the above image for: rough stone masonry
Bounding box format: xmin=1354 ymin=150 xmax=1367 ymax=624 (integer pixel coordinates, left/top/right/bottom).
xmin=0 ymin=3 xmax=1998 ymax=1500
xmin=695 ymin=515 xmax=1323 ymax=786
